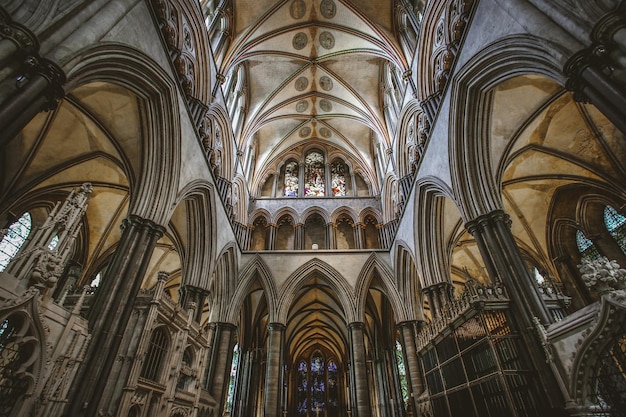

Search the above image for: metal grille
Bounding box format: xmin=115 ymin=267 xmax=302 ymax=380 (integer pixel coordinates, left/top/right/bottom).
xmin=140 ymin=327 xmax=169 ymax=381
xmin=592 ymin=335 xmax=626 ymax=417
xmin=0 ymin=316 xmax=30 ymax=417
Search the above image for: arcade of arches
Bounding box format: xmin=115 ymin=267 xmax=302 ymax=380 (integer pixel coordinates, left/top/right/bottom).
xmin=1 ymin=1 xmax=626 ymax=417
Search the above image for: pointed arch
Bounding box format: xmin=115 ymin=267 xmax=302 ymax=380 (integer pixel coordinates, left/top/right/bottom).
xmin=211 ymin=243 xmax=239 ymax=322
xmin=277 ymin=258 xmax=356 ymax=324
xmin=355 ymin=253 xmax=410 ymax=322
xmin=226 ymin=255 xmax=279 ymax=323
xmin=173 ymin=180 xmax=217 ymax=289
xmin=64 ymin=44 xmax=182 ymax=225
xmin=449 ymin=35 xmax=569 ymax=221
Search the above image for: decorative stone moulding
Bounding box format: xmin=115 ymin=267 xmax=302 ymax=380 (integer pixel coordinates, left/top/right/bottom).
xmin=578 ymin=257 xmax=626 ymax=295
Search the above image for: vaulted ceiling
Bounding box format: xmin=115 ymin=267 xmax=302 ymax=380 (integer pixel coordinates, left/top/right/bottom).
xmin=220 ymin=0 xmax=406 ymax=188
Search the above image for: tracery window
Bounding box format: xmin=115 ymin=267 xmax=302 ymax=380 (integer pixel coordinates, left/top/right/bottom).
xmin=330 ymin=160 xmax=347 ymax=196
xmin=604 ymin=205 xmax=626 ymax=252
xmin=0 ymin=213 xmax=32 ymax=272
xmin=576 ymin=229 xmax=601 ymax=262
xmin=304 ymin=151 xmax=325 ymax=197
xmin=284 ymin=161 xmax=299 ymax=197
xmin=0 ymin=313 xmax=38 ymax=416
xmin=295 ymin=352 xmax=341 ymax=416
xmin=140 ymin=327 xmax=169 ymax=381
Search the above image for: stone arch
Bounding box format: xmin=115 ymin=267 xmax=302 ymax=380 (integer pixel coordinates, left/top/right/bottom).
xmin=172 ymin=181 xmax=217 ymax=290
xmin=449 ymin=35 xmax=569 ymax=221
xmin=394 ymin=99 xmax=422 ymax=178
xmin=414 ymin=177 xmax=458 ymax=288
xmin=226 ymin=255 xmax=279 ymax=323
xmin=330 ymin=206 xmax=359 ymax=224
xmin=207 ymin=103 xmax=235 ymax=181
xmin=277 ymin=258 xmax=356 ymax=324
xmin=64 ymin=43 xmax=182 ymax=225
xmin=393 ymin=242 xmax=425 ymax=321
xmin=210 ymin=244 xmax=238 ymax=322
xmin=354 ymin=253 xmax=411 ymax=322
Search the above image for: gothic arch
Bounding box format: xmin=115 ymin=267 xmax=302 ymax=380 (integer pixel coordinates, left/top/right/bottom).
xmin=172 ymin=180 xmax=217 ymax=290
xmin=276 ymin=258 xmax=356 ymax=324
xmin=226 ymin=255 xmax=279 ymax=323
xmin=393 ymin=242 xmax=425 ymax=321
xmin=354 ymin=253 xmax=411 ymax=322
xmin=207 ymin=103 xmax=235 ymax=181
xmin=210 ymin=244 xmax=238 ymax=322
xmin=413 ymin=178 xmax=457 ymax=288
xmin=394 ymin=99 xmax=422 ymax=178
xmin=449 ymin=35 xmax=569 ymax=221
xmin=64 ymin=43 xmax=182 ymax=225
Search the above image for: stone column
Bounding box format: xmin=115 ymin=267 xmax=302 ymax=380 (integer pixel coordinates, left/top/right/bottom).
xmin=294 ymin=223 xmax=304 ymax=250
xmin=354 ymin=223 xmax=363 ymax=249
xmin=329 ymin=222 xmax=337 ymax=249
xmin=465 ymin=210 xmax=552 ymax=325
xmin=204 ymin=322 xmax=236 ymax=415
xmin=422 ymin=287 xmax=437 ymax=318
xmin=266 ymin=223 xmax=277 ymax=250
xmin=179 ymin=285 xmax=210 ymax=323
xmin=66 ymin=215 xmax=165 ymax=417
xmin=264 ymin=322 xmax=285 ymax=417
xmin=564 ymin=46 xmax=626 ymax=133
xmin=398 ymin=321 xmax=423 ymax=414
xmin=349 ymin=322 xmax=371 ymax=417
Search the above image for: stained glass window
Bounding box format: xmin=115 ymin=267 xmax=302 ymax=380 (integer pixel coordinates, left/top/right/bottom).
xmin=298 ymin=361 xmax=308 ymax=415
xmin=0 ymin=212 xmax=32 ymax=272
xmin=328 ymin=360 xmax=338 ymax=411
xmin=48 ymin=235 xmax=59 ymax=251
xmin=604 ymin=206 xmax=626 ymax=252
xmin=330 ymin=160 xmax=347 ymax=196
xmin=284 ymin=161 xmax=299 ymax=197
xmin=310 ymin=353 xmax=325 ymax=413
xmin=576 ymin=229 xmax=601 ymax=261
xmin=225 ymin=343 xmax=239 ymax=412
xmin=396 ymin=341 xmax=409 ymax=408
xmin=304 ymin=151 xmax=325 ymax=197
xmin=533 ymin=267 xmax=545 ymax=285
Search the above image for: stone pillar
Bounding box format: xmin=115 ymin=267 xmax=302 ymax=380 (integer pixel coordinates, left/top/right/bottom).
xmin=205 ymin=322 xmax=236 ymax=415
xmin=266 ymin=223 xmax=277 ymax=250
xmin=0 ymin=9 xmax=66 ymax=146
xmin=294 ymin=223 xmax=304 ymax=250
xmin=398 ymin=321 xmax=424 ymax=414
xmin=354 ymin=223 xmax=363 ymax=249
xmin=349 ymin=322 xmax=371 ymax=417
xmin=66 ymin=215 xmax=165 ymax=417
xmin=564 ymin=46 xmax=626 ymax=133
xmin=179 ymin=285 xmax=210 ymax=323
xmin=264 ymin=322 xmax=285 ymax=417
xmin=465 ymin=210 xmax=552 ymax=325
xmin=422 ymin=287 xmax=437 ymax=318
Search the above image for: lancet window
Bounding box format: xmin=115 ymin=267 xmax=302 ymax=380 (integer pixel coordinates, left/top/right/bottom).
xmin=295 ymin=352 xmax=341 ymax=416
xmin=304 ymin=151 xmax=325 ymax=197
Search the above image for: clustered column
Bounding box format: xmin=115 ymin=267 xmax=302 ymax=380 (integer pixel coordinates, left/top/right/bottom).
xmin=0 ymin=8 xmax=65 ymax=146
xmin=204 ymin=322 xmax=237 ymax=416
xmin=348 ymin=322 xmax=371 ymax=417
xmin=398 ymin=321 xmax=424 ymax=414
xmin=264 ymin=322 xmax=285 ymax=417
xmin=564 ymin=11 xmax=626 ymax=134
xmin=67 ymin=215 xmax=165 ymax=417
xmin=465 ymin=210 xmax=551 ymax=325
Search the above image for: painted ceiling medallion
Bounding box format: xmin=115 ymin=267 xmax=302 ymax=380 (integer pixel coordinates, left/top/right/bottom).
xmin=319 ymin=32 xmax=335 ymax=50
xmin=319 ymin=127 xmax=332 ymax=138
xmin=320 ymin=0 xmax=336 ymax=19
xmin=319 ymin=76 xmax=333 ymax=91
xmin=293 ymin=32 xmax=307 ymax=50
xmin=299 ymin=126 xmax=311 ymax=137
xmin=319 ymin=99 xmax=332 ymax=112
xmin=295 ymin=76 xmax=309 ymax=91
xmin=296 ymin=100 xmax=308 ymax=112
xmin=290 ymin=0 xmax=306 ymax=19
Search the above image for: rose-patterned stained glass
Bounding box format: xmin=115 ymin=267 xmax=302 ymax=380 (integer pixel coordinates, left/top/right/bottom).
xmin=331 ymin=160 xmax=347 ymax=196
xmin=304 ymin=151 xmax=325 ymax=196
xmin=0 ymin=212 xmax=31 ymax=272
xmin=284 ymin=161 xmax=299 ymax=197
xmin=297 ymin=361 xmax=308 ymax=415
xmin=310 ymin=354 xmax=325 ymax=412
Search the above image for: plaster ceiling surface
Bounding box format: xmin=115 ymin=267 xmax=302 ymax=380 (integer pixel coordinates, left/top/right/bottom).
xmin=224 ymin=0 xmax=404 ymax=186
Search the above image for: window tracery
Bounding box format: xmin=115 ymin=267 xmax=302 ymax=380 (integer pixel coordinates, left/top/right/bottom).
xmin=576 ymin=229 xmax=601 ymax=262
xmin=0 ymin=213 xmax=32 ymax=272
xmin=304 ymin=151 xmax=325 ymax=197
xmin=604 ymin=206 xmax=626 ymax=252
xmin=284 ymin=161 xmax=299 ymax=197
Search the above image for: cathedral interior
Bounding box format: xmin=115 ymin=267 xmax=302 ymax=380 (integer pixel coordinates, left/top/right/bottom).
xmin=1 ymin=0 xmax=626 ymax=416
